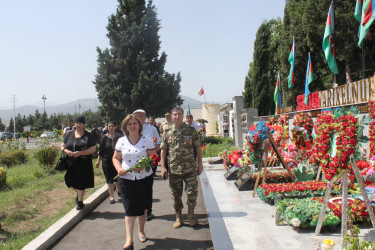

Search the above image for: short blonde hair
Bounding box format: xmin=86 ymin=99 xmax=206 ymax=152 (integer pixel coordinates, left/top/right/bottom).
xmin=121 ymin=114 xmax=143 ymax=136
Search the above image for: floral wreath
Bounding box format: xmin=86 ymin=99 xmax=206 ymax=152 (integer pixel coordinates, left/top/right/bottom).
xmin=278 ymin=114 xmax=289 ymax=127
xmin=369 ymin=100 xmax=375 ymax=165
xmin=310 ymin=107 xmax=369 ymax=180
xmin=267 ymin=116 xmax=277 ymax=126
xmin=291 ymin=112 xmax=313 ymax=151
xmin=246 ymin=121 xmax=270 ymax=165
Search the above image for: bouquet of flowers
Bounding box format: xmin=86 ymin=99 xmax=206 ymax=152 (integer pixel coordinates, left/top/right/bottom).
xmin=113 ymin=154 xmax=160 ymax=181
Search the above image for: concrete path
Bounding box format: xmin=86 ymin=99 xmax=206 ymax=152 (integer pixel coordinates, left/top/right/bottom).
xmin=50 ymin=171 xmax=213 ymax=250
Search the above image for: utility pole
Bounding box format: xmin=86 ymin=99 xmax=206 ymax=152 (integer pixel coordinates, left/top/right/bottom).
xmin=11 ymin=94 xmax=16 ymax=134
xmin=42 ymin=95 xmax=47 ymax=129
xmin=79 ymin=104 xmax=81 ymax=114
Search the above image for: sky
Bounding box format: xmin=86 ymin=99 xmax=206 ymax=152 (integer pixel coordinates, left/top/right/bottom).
xmin=0 ymin=0 xmax=285 ymax=110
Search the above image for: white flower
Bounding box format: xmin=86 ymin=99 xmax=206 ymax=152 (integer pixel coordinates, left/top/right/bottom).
xmin=290 ymin=218 xmax=301 ymax=227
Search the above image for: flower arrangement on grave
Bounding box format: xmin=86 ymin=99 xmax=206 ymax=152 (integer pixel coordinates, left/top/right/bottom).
xmin=276 ymin=197 xmax=340 ymax=229
xmin=296 ymin=92 xmax=320 ymax=111
xmin=313 ymin=196 xmax=375 ymax=224
xmin=267 ymin=116 xmax=277 ymax=126
xmin=269 ymin=124 xmax=289 ymax=156
xmin=246 ymin=121 xmax=270 ymax=165
xmin=219 ymin=149 xmax=230 ymax=170
xmin=281 ymin=143 xmax=298 ymax=165
xmin=369 ymin=100 xmax=375 ymax=166
xmin=277 ymin=114 xmax=289 ymax=126
xmin=249 ymin=170 xmax=294 ymax=184
xmin=291 ymin=112 xmax=313 ymax=151
xmin=256 ymin=180 xmax=340 ymax=202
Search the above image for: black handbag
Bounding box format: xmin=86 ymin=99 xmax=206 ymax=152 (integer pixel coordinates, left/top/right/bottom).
xmin=55 ymin=153 xmax=68 ymax=171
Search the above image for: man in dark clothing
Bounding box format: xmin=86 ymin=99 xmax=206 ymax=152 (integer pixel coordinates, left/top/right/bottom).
xmin=91 ymin=124 xmax=100 ymax=143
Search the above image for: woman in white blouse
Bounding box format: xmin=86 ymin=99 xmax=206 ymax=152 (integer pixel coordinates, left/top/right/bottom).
xmin=113 ymin=114 xmax=157 ymax=250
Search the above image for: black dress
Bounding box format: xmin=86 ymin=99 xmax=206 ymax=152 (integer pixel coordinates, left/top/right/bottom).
xmin=98 ymin=134 xmax=121 ymax=183
xmin=64 ymin=130 xmax=96 ymax=190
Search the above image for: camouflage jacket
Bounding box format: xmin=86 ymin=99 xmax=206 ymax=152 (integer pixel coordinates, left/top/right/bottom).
xmin=160 ymin=124 xmax=201 ymax=174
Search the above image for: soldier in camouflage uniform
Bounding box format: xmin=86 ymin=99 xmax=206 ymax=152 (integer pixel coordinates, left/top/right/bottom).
xmin=160 ymin=107 xmax=203 ymax=228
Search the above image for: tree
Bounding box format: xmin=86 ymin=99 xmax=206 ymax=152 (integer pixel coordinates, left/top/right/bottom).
xmin=244 ymin=19 xmax=282 ymax=115
xmin=0 ymin=118 xmax=5 ymax=132
xmin=94 ymin=0 xmax=182 ymax=124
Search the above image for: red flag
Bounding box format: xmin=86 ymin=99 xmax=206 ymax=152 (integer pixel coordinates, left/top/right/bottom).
xmin=198 ymin=88 xmax=204 ymax=96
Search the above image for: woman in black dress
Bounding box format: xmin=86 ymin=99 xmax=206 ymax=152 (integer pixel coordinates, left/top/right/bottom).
xmin=61 ymin=116 xmax=97 ymax=210
xmin=95 ymin=121 xmax=121 ymax=204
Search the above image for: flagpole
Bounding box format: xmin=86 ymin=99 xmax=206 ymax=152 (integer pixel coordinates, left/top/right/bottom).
xmin=362 ymin=40 xmax=366 ymax=78
xmin=332 ymin=0 xmax=337 ymax=86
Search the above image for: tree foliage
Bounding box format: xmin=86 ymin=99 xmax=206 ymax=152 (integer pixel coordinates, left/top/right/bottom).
xmin=243 ymin=19 xmax=282 ymax=115
xmin=244 ymin=0 xmax=375 ymax=110
xmin=94 ymin=0 xmax=182 ymax=124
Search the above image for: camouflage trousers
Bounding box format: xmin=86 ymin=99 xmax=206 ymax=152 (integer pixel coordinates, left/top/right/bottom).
xmin=169 ymin=171 xmax=198 ymax=212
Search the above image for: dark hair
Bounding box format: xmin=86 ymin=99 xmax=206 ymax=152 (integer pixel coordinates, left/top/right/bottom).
xmin=121 ymin=114 xmax=143 ymax=136
xmin=171 ymin=106 xmax=184 ymax=115
xmin=75 ymin=116 xmax=85 ymax=124
xmin=148 ymin=116 xmax=155 ymax=120
xmin=186 ymin=114 xmax=193 ymax=118
xmin=107 ymin=121 xmax=116 ymax=127
xmin=67 ymin=118 xmax=73 ymax=122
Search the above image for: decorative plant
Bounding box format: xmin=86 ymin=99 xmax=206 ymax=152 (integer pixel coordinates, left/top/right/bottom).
xmin=293 ymin=164 xmax=315 ymax=182
xmin=0 ymin=167 xmax=6 ymax=188
xmin=35 ymin=146 xmax=59 ymax=172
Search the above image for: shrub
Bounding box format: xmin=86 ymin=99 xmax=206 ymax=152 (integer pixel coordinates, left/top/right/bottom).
xmin=0 ymin=150 xmax=28 ymax=167
xmin=0 ymin=167 xmax=6 ymax=188
xmin=202 ymin=136 xmax=233 ymax=145
xmin=35 ymin=147 xmax=59 ymax=171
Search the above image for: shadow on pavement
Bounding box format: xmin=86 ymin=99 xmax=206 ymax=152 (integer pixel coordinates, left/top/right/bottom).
xmin=142 ymin=237 xmax=214 ymax=250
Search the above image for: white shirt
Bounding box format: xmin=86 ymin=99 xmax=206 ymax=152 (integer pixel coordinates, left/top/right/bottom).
xmin=115 ymin=135 xmax=155 ymax=180
xmin=186 ymin=122 xmax=199 ymax=130
xmin=143 ymin=123 xmax=161 ymax=145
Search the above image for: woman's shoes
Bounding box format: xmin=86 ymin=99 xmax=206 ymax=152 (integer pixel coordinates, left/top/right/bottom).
xmin=139 ymin=232 xmax=147 ymax=243
xmin=76 ymin=201 xmax=85 ymax=210
xmin=123 ymin=242 xmax=134 ymax=250
xmin=139 ymin=236 xmax=147 ymax=243
xmin=109 ymin=199 xmax=115 ymax=204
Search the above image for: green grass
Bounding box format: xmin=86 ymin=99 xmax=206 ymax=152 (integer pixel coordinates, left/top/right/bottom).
xmin=202 ymin=143 xmax=239 ymax=157
xmin=0 ymin=149 xmax=105 ymax=249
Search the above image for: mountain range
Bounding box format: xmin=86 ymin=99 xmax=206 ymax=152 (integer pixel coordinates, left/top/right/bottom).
xmin=0 ymin=95 xmax=205 ymax=121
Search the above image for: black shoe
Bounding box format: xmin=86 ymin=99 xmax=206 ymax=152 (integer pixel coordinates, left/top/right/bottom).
xmin=75 ymin=195 xmax=79 ymax=205
xmin=109 ymin=199 xmax=115 ymax=204
xmin=76 ymin=201 xmax=85 ymax=210
xmin=123 ymin=242 xmax=134 ymax=250
xmin=146 ymin=212 xmax=155 ymax=221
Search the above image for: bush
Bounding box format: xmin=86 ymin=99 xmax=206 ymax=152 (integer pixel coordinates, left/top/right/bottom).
xmin=35 ymin=147 xmax=59 ymax=171
xmin=0 ymin=150 xmax=28 ymax=167
xmin=0 ymin=167 xmax=6 ymax=188
xmin=202 ymin=136 xmax=233 ymax=145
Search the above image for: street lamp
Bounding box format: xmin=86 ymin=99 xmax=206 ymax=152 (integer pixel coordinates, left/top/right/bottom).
xmin=42 ymin=95 xmax=47 ymax=128
xmin=42 ymin=95 xmax=47 ymax=114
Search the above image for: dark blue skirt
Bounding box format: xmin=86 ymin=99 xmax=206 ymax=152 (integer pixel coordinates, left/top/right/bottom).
xmin=119 ymin=175 xmax=153 ymax=216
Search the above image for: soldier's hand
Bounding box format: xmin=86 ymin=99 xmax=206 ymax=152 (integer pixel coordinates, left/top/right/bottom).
xmin=161 ymin=167 xmax=168 ymax=180
xmin=197 ymin=162 xmax=203 ymax=175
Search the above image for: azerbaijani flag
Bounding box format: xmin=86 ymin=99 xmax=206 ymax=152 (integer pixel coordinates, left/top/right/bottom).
xmin=198 ymin=87 xmax=204 ymax=96
xmin=358 ymin=0 xmax=375 ymax=47
xmin=322 ymin=1 xmax=339 ymax=75
xmin=274 ymin=73 xmax=282 ymax=115
xmin=186 ymin=102 xmax=191 ymax=116
xmin=355 ymin=0 xmax=363 ymax=21
xmin=288 ymin=37 xmax=295 ymax=89
xmin=304 ymin=53 xmax=314 ymax=105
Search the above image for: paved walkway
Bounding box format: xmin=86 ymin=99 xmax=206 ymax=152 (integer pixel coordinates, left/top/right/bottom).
xmin=50 ymin=169 xmax=213 ymax=250
xmin=26 ymin=158 xmax=375 ymax=250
